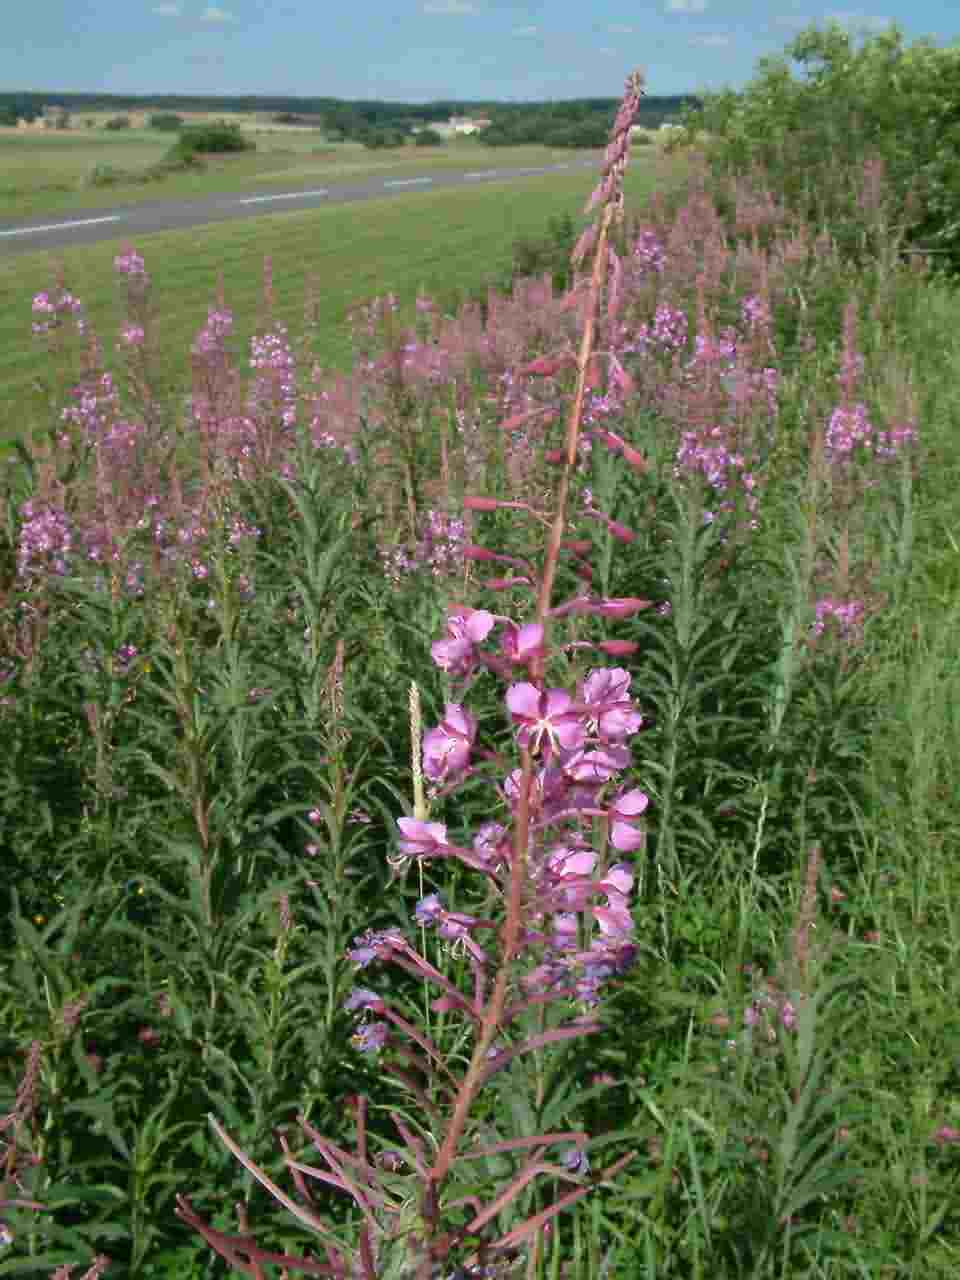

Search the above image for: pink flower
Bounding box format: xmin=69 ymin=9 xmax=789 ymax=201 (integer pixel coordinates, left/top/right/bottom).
xmin=548 ymin=846 xmax=597 ymax=878
xmin=506 ymin=683 xmax=587 ymax=755
xmin=349 ymin=928 xmax=406 ymax=968
xmin=581 ymin=668 xmax=643 ymax=742
xmin=438 ymin=912 xmax=488 ymax=964
xmin=602 ymin=863 xmax=634 ymax=897
xmin=561 ymin=744 xmax=631 ymax=784
xmin=473 ymin=821 xmax=509 ymax=868
xmin=422 ymin=704 xmax=477 ymax=782
xmin=547 ymin=844 xmax=598 ymax=908
xmin=594 ymin=897 xmax=633 ymax=939
xmin=344 ymin=988 xmax=383 ymax=1013
xmin=416 ymin=893 xmax=489 ymax=963
xmin=352 ymin=1021 xmax=389 ymax=1055
xmin=609 ymin=788 xmax=649 ymax=851
xmin=396 ymin=818 xmax=451 ymax=857
xmin=431 ymin=608 xmax=495 ymax=675
xmin=501 ymin=622 xmax=546 ymax=666
xmin=552 ymin=912 xmax=579 ymax=949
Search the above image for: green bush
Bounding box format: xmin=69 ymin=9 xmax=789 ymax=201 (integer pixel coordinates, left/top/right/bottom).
xmin=103 ymin=115 xmax=130 ymax=130
xmin=361 ymin=127 xmax=404 ymax=149
xmin=149 ymin=113 xmax=184 ymax=131
xmin=156 ymin=142 xmax=209 ymax=173
xmin=675 ymin=20 xmax=960 ymax=277
xmin=504 ymin=210 xmax=578 ymax=295
xmin=414 ymin=128 xmax=445 ymax=146
xmin=82 ymin=163 xmax=128 ymax=188
xmin=175 ymin=123 xmax=255 ymax=155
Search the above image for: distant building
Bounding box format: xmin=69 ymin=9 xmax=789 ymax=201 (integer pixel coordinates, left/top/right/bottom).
xmin=449 ymin=116 xmax=491 ymax=134
xmin=35 ymin=104 xmax=70 ymax=128
xmin=412 ymin=116 xmax=492 ymax=138
xmin=41 ymin=105 xmax=71 ymax=129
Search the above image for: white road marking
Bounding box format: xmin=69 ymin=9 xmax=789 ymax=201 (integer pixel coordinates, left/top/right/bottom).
xmin=383 ymin=177 xmax=434 ymax=187
xmin=0 ymin=214 xmax=123 ymax=238
xmin=464 ymin=170 xmax=500 ymax=179
xmin=231 ymin=189 xmax=329 ymax=205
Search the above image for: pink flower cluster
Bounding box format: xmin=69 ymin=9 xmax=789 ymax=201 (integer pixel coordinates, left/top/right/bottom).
xmin=825 ymin=403 xmax=874 ymax=461
xmin=632 ymin=227 xmax=667 ymax=275
xmin=741 ymin=293 xmax=773 ymax=334
xmin=674 ymin=429 xmax=759 ymax=525
xmin=723 ymin=967 xmax=802 ymax=1055
xmin=119 ymin=325 xmax=146 ymax=348
xmin=812 ymin=597 xmax=865 ymax=644
xmin=60 ymin=371 xmax=121 ymax=445
xmin=113 ymin=249 xmax=148 ymax=278
xmin=624 ymin=302 xmax=688 ymax=356
xmin=247 ymin=324 xmax=297 ymax=431
xmin=191 ymin=307 xmax=234 ymax=357
xmin=31 ymin=289 xmax=85 ymax=339
xmin=381 ymin=510 xmax=467 ymax=585
xmin=825 ymin=403 xmax=918 ymax=464
xmin=344 ymin=607 xmax=650 ymax=1061
xmin=17 ymin=500 xmax=74 ymax=578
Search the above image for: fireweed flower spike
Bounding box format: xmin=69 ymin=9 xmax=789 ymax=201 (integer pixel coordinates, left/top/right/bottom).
xmin=179 ymin=71 xmax=645 ymax=1280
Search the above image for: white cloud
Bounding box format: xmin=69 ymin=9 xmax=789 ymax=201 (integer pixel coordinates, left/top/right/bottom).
xmin=513 ymin=24 xmax=538 ymax=35
xmin=598 ymin=46 xmax=617 ymax=55
xmin=200 ymin=5 xmax=234 ymax=21
xmin=152 ymin=3 xmax=182 ymax=14
xmin=825 ymin=10 xmax=892 ymax=32
xmin=691 ymin=33 xmax=731 ymax=47
xmin=667 ymin=0 xmax=708 ymax=12
xmin=422 ymin=0 xmax=478 ymax=12
xmin=608 ymin=23 xmax=634 ymax=34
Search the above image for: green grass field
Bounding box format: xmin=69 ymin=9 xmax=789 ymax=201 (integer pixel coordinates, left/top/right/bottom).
xmin=0 ymin=129 xmax=609 ymax=222
xmin=0 ymin=152 xmax=689 ymax=444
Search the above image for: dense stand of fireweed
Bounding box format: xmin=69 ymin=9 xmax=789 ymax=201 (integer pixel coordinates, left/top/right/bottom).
xmin=4 ymin=51 xmax=960 ymax=1280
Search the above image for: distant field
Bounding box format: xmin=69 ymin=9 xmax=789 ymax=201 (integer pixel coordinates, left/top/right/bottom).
xmin=0 ymin=152 xmax=691 ymax=444
xmin=0 ymin=128 xmax=613 ymax=222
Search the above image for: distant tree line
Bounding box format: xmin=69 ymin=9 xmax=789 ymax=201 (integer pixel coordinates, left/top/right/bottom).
xmin=479 ymin=96 xmax=697 ymax=147
xmin=0 ymin=90 xmax=699 ymax=145
xmin=0 ymin=98 xmax=40 ymax=125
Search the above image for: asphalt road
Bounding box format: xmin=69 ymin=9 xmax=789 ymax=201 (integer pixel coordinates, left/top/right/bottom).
xmin=0 ymin=155 xmax=603 ymax=257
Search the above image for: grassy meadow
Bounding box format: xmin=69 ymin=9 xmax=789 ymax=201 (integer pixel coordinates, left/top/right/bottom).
xmin=2 ymin=69 xmax=960 ymax=1280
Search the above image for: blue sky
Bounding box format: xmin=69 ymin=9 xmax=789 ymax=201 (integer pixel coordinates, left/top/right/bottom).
xmin=4 ymin=2 xmax=960 ymax=103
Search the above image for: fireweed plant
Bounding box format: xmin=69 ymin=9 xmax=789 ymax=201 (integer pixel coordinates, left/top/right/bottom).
xmin=3 ymin=54 xmax=960 ymax=1280
xmin=173 ymin=71 xmax=651 ymax=1280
